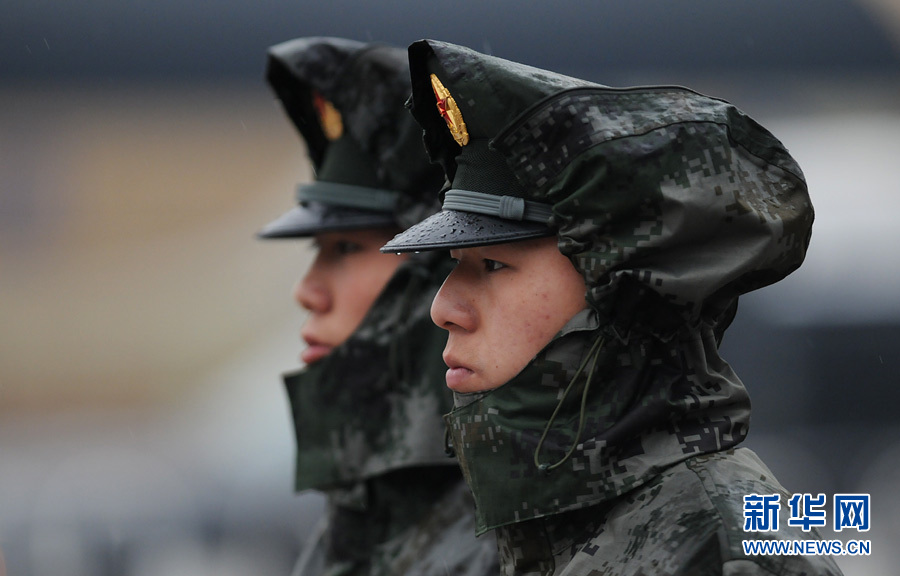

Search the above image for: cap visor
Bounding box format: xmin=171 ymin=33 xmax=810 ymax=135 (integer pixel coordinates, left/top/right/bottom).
xmin=381 ymin=209 xmax=552 ymax=253
xmin=257 ymin=202 xmax=396 ymax=239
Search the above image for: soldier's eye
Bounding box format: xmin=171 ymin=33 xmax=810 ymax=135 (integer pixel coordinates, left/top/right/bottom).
xmin=336 ymin=241 xmax=362 ymax=255
xmin=484 ymin=259 xmax=506 ymax=272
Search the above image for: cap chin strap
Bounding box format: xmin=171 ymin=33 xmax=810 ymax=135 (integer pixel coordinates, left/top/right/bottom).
xmin=296 ymin=182 xmax=400 ymax=211
xmin=442 ymin=189 xmax=552 ymax=223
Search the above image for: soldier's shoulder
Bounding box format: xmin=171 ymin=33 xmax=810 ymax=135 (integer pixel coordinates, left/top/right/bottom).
xmin=564 ymin=449 xmax=844 ymax=575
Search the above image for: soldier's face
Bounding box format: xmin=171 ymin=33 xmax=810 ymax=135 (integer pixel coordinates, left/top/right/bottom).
xmin=294 ymin=228 xmax=406 ymax=364
xmin=431 ymin=236 xmax=587 ymax=393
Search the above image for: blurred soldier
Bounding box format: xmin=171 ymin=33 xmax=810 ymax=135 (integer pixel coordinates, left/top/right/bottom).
xmin=383 ymin=40 xmax=844 ymax=575
xmin=258 ymin=37 xmax=497 ymax=576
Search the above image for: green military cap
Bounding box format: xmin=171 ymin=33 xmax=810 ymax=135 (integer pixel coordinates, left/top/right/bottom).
xmin=382 ymin=40 xmax=598 ymax=252
xmin=258 ymin=37 xmax=443 ymax=238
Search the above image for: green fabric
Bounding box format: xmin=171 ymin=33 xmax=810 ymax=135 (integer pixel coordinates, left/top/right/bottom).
xmin=447 ymin=139 xmax=533 ymax=201
xmin=296 ymin=182 xmax=399 ymax=212
xmin=314 ymin=132 xmax=383 ymax=190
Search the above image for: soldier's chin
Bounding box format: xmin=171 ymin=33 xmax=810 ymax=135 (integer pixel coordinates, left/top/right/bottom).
xmin=301 ymin=344 xmax=332 ymax=365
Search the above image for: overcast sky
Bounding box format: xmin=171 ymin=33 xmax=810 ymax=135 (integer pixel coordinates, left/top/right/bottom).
xmin=4 ymin=0 xmax=899 ymax=84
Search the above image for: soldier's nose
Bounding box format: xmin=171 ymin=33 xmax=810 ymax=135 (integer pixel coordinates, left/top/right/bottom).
xmin=431 ymin=275 xmax=476 ymax=332
xmin=295 ymin=276 xmax=331 ymax=313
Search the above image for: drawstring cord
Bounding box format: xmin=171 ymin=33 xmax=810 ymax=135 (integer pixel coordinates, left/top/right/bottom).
xmin=533 ymin=334 xmax=606 ymax=474
xmin=444 ymin=425 xmax=455 ymax=457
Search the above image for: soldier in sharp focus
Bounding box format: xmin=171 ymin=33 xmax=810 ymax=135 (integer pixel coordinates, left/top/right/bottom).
xmin=382 ymin=39 xmax=845 ymax=575
xmin=258 ymin=37 xmax=498 ymax=576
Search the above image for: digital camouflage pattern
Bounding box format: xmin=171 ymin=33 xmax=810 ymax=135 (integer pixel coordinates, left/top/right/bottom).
xmin=490 ymin=449 xmax=843 ymax=575
xmin=268 ymin=38 xmax=497 ymax=576
xmin=402 ymin=40 xmax=842 ymax=575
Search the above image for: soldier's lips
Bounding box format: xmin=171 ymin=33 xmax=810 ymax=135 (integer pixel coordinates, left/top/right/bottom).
xmin=445 ymin=365 xmax=475 ymax=390
xmin=301 ymin=343 xmax=332 ymax=365
xmin=443 ymin=351 xmax=475 ymax=390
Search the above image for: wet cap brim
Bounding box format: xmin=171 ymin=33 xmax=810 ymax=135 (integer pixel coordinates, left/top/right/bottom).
xmin=258 ymin=178 xmax=400 ymax=239
xmin=380 ymin=208 xmax=552 ymax=253
xmin=258 ymin=201 xmax=395 ymax=238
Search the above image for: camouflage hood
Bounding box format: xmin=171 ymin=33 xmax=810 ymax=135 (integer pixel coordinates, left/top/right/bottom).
xmin=285 ymin=251 xmax=456 ymax=491
xmin=393 ymin=40 xmax=813 ymax=533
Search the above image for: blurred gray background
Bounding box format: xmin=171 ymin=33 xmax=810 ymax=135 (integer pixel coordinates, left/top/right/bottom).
xmin=2 ymin=1 xmax=898 ymax=574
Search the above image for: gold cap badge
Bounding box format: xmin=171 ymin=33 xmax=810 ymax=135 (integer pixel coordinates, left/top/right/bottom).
xmin=430 ymin=74 xmax=469 ymax=147
xmin=312 ymin=91 xmax=343 ymax=141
